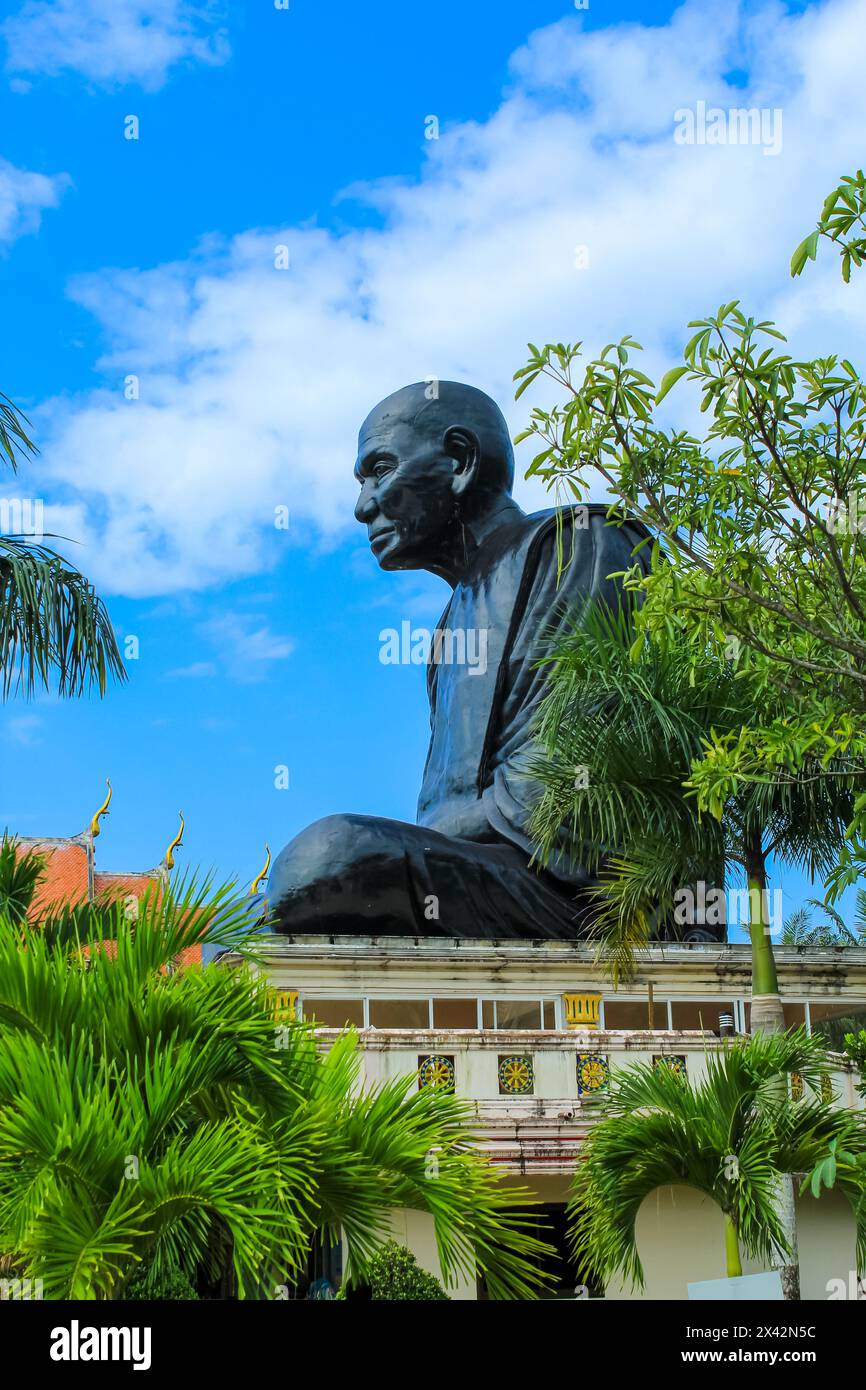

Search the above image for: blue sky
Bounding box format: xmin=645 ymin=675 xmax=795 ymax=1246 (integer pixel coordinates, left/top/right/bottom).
xmin=1 ymin=0 xmax=864 ymax=940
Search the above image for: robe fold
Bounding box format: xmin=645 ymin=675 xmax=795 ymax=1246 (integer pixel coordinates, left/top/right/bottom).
xmin=417 ymin=504 xmax=649 ymax=884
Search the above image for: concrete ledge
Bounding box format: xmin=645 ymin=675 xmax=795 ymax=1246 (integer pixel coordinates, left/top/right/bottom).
xmin=244 ymin=936 xmax=866 ymax=966
xmin=313 ymin=1026 xmax=717 ymax=1052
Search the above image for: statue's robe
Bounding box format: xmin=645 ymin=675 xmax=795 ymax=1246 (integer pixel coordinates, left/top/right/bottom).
xmin=268 ymin=505 xmax=649 ymax=938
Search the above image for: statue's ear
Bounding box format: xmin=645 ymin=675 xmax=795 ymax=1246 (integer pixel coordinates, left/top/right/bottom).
xmin=443 ymin=426 xmax=480 ymax=497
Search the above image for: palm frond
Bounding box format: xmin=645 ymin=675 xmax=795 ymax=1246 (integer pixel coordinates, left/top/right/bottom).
xmin=0 ymin=835 xmax=45 ymax=924
xmin=781 ymin=906 xmax=813 ymax=945
xmin=0 ymin=391 xmax=36 ymax=472
xmin=0 ymin=887 xmax=555 ymax=1300
xmin=0 ymin=537 xmax=126 ymax=698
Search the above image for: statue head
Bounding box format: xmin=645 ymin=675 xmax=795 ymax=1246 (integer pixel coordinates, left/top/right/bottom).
xmin=353 ymin=381 xmax=515 ymax=572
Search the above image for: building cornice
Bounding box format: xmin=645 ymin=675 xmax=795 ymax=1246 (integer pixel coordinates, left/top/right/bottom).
xmin=227 ymin=936 xmax=866 ymax=994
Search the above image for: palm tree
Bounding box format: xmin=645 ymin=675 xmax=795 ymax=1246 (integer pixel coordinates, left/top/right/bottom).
xmin=529 ymin=598 xmax=856 ymax=1297
xmin=529 ymin=599 xmax=855 ymax=1026
xmin=781 ymin=893 xmax=866 ymax=1050
xmin=569 ymin=1030 xmax=865 ymax=1292
xmin=0 ymin=872 xmax=553 ymax=1299
xmin=1 ymin=391 xmax=124 ymax=697
xmin=781 ymin=894 xmax=866 ymax=947
xmin=779 ymin=905 xmax=813 ymax=945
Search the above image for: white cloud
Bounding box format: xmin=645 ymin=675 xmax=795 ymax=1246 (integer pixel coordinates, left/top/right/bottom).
xmin=199 ymin=613 xmax=294 ymax=683
xmin=29 ymin=0 xmax=866 ymax=596
xmin=2 ymin=0 xmax=230 ymax=89
xmin=2 ymin=713 xmax=43 ymax=746
xmin=0 ymin=157 xmax=67 ymax=244
xmin=167 ymin=661 xmax=217 ymax=680
xmin=509 ymin=2 xmax=743 ymax=130
xmin=162 ymin=614 xmax=294 ymax=682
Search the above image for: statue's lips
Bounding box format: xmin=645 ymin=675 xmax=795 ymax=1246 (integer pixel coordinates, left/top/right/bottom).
xmin=368 ymin=527 xmax=398 ymax=553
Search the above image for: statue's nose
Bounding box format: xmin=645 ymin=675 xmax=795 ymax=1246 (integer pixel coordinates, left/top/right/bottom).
xmin=354 ymin=483 xmax=377 ymax=523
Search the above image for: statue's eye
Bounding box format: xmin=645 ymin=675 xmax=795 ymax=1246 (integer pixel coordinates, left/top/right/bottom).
xmin=372 ymin=462 xmax=395 ymax=481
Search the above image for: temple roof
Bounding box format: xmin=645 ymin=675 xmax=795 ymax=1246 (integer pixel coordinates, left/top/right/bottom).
xmin=18 ymin=836 xmax=90 ymax=914
xmin=14 ymin=810 xmax=200 ymax=965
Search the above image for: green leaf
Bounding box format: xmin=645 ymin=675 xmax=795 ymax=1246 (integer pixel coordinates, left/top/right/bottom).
xmin=790 ymin=231 xmax=819 ymax=278
xmin=655 ymin=366 xmax=689 ymax=404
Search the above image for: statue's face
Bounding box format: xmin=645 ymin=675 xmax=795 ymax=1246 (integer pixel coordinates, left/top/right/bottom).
xmin=353 ymin=410 xmax=460 ymax=570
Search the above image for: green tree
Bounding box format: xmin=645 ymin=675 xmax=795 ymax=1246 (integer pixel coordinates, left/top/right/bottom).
xmin=843 ymin=1031 xmax=866 ymax=1102
xmin=1 ymin=392 xmax=124 ymax=698
xmin=514 ymin=181 xmax=866 ymax=897
xmin=0 ymin=873 xmax=552 ymax=1300
xmin=124 ymin=1266 xmax=200 ymax=1300
xmin=569 ymin=1031 xmax=864 ymax=1292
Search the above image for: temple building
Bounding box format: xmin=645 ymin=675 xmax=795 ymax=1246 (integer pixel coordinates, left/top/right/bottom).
xmin=238 ymin=928 xmax=866 ymax=1300
xmin=11 ymin=782 xmax=200 ymax=966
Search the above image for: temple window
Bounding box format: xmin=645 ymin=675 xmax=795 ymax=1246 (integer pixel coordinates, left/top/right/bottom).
xmin=302 ymin=998 xmax=364 ymax=1028
xmin=669 ymin=1001 xmax=736 ymax=1034
xmin=368 ymin=999 xmax=430 ymax=1028
xmin=482 ymin=999 xmax=551 ymax=1029
xmin=604 ymin=999 xmax=668 ymax=1029
xmin=742 ymin=999 xmax=807 ymax=1033
xmin=496 ymin=1000 xmax=543 ymax=1029
xmin=809 ymin=1000 xmax=866 ymax=1049
xmin=782 ymin=1002 xmax=808 ymax=1029
xmin=432 ymin=998 xmax=478 ymax=1028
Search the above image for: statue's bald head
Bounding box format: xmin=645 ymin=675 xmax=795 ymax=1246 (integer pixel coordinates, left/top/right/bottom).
xmin=353 ymin=381 xmax=516 ymax=572
xmin=358 ymin=381 xmax=514 ymax=493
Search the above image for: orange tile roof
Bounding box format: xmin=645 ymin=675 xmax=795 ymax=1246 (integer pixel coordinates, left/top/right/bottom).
xmin=15 ymin=838 xmax=202 ymax=966
xmin=93 ymin=871 xmax=202 ymax=965
xmin=94 ymin=870 xmax=160 ymax=900
xmin=20 ymin=838 xmax=90 ymax=915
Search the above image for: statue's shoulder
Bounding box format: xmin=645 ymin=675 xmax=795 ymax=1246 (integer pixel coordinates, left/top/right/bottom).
xmin=477 ymin=506 xmax=652 ymax=583
xmin=523 ymin=504 xmax=653 ymax=548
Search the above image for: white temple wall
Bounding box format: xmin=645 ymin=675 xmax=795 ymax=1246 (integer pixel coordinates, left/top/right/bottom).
xmin=604 ymin=1185 xmax=857 ymax=1301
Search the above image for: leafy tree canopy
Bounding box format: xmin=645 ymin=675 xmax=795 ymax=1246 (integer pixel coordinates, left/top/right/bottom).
xmin=516 ymin=171 xmax=866 ymax=900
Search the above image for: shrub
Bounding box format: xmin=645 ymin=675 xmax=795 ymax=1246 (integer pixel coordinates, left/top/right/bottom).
xmin=124 ymin=1266 xmax=200 ymax=1301
xmin=364 ymin=1241 xmax=449 ymax=1300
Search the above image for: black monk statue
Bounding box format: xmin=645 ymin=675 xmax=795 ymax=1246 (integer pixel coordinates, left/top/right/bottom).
xmin=268 ymin=380 xmax=649 ymax=940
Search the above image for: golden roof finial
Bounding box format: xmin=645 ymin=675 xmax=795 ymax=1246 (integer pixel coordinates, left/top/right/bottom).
xmin=250 ymin=844 xmax=271 ymax=896
xmin=90 ymin=779 xmax=112 ymax=838
xmin=164 ymin=811 xmax=185 ymax=870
